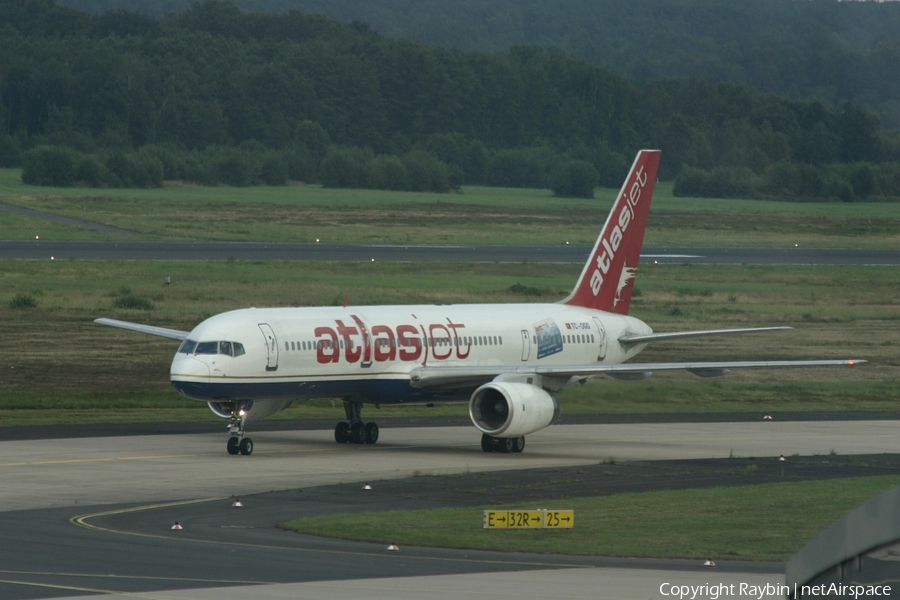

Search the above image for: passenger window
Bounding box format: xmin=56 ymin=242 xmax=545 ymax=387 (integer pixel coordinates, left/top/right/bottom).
xmin=178 ymin=339 xmax=197 ymax=354
xmin=219 ymin=341 xmax=233 ymax=356
xmin=195 ymin=341 xmax=218 ymax=355
xmin=233 ymin=343 xmax=245 ymax=357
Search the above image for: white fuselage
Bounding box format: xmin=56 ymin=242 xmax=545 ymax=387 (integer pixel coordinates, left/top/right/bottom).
xmin=170 ymin=303 xmax=651 ymax=406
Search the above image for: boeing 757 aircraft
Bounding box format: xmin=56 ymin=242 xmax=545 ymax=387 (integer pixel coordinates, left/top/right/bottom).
xmin=96 ymin=150 xmax=862 ymax=456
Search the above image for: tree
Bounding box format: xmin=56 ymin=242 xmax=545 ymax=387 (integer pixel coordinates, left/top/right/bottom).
xmin=551 ymin=160 xmax=598 ymax=198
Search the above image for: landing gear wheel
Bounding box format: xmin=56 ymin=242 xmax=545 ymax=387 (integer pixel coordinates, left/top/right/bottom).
xmin=239 ymin=437 xmax=253 ymax=456
xmin=498 ymin=438 xmax=514 ymax=453
xmin=364 ymin=422 xmax=379 ymax=444
xmin=481 ymin=433 xmax=494 ymax=453
xmin=334 ymin=421 xmax=349 ymax=444
xmin=349 ymin=422 xmax=367 ymax=444
xmin=227 ymin=436 xmax=240 ymax=455
xmin=512 ymin=436 xmax=525 ymax=453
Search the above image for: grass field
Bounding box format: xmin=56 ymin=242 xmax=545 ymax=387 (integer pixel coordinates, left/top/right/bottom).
xmin=1 ymin=259 xmax=896 ymax=426
xmin=2 ymin=168 xmax=899 ymax=247
xmin=282 ymin=475 xmax=900 ymax=561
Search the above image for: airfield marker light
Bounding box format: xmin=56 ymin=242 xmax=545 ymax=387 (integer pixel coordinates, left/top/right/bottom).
xmin=763 ymin=414 xmax=773 ymax=420
xmin=371 ymin=258 xmax=375 ymax=262
xmin=848 ymin=360 xmax=856 ymax=366
xmin=703 ymin=559 xmax=716 ymax=567
xmin=778 ymin=455 xmax=786 ymax=462
xmin=35 ymin=235 xmax=39 ymax=239
xmin=362 ymin=483 xmax=372 ymax=490
xmin=171 ymin=522 xmax=183 ymax=530
xmin=232 ymin=498 xmax=244 ymax=507
xmin=316 ymin=238 xmax=319 ymax=242
xmin=50 ymin=256 xmax=55 ymax=261
xmin=387 ymin=543 xmax=399 ymax=551
xmin=795 ymin=244 xmax=798 ymax=247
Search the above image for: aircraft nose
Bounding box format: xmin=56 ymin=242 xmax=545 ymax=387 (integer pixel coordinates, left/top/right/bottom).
xmin=170 ymin=357 xmax=210 ymax=383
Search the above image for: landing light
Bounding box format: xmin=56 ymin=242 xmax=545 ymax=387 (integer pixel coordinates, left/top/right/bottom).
xmin=238 ymin=409 xmax=246 ymax=416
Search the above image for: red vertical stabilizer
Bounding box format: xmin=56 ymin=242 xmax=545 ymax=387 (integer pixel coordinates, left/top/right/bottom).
xmin=562 ymin=150 xmax=661 ymax=315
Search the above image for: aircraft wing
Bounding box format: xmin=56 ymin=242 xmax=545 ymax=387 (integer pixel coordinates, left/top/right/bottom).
xmin=408 ymin=359 xmax=864 ymax=391
xmin=94 ymin=318 xmax=189 ymax=341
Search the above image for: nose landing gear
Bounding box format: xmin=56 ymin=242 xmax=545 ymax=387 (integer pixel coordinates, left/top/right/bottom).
xmin=226 ymin=410 xmax=253 ymax=456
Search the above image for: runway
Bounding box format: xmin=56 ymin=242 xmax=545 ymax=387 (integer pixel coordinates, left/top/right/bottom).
xmin=3 ymin=239 xmax=900 ymax=264
xmin=3 ymin=421 xmax=900 ymax=600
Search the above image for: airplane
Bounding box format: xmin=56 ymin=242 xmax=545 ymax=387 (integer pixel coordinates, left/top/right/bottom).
xmin=96 ymin=150 xmax=862 ymax=456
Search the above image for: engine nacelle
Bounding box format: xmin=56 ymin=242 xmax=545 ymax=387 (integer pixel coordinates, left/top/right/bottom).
xmin=207 ymin=399 xmax=292 ymax=423
xmin=469 ymin=382 xmax=561 ymax=438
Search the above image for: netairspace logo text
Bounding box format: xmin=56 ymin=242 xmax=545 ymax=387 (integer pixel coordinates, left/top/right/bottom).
xmin=659 ymin=582 xmax=892 ymax=600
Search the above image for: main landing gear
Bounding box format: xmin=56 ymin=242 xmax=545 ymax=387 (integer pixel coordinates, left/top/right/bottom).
xmin=481 ymin=433 xmax=525 ymax=453
xmin=226 ymin=411 xmax=253 ymax=456
xmin=334 ymin=401 xmax=379 ymax=445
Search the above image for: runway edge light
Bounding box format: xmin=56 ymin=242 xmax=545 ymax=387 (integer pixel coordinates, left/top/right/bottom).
xmin=232 ymin=498 xmax=244 ymax=507
xmin=171 ymin=521 xmax=183 ymax=530
xmin=387 ymin=543 xmax=399 ymax=551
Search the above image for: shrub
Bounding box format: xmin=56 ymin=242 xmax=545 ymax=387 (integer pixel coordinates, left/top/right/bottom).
xmin=113 ymin=293 xmax=154 ymax=310
xmin=321 ymin=147 xmax=370 ymax=188
xmin=258 ymin=151 xmax=288 ymax=185
xmin=486 ymin=148 xmax=555 ymax=188
xmin=401 ymin=150 xmax=449 ymax=193
xmin=21 ymin=146 xmax=81 ymax=186
xmin=76 ymin=155 xmax=109 ymax=187
xmin=674 ymin=166 xmax=758 ymax=199
xmin=365 ymin=155 xmax=409 ymax=191
xmin=551 ymin=160 xmax=598 ymax=198
xmin=8 ymin=293 xmax=38 ymax=309
xmin=214 ymin=148 xmax=254 ymax=186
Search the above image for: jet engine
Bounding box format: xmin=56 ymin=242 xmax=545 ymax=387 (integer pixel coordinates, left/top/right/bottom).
xmin=207 ymin=399 xmax=293 ymax=423
xmin=468 ymin=382 xmax=561 ymax=438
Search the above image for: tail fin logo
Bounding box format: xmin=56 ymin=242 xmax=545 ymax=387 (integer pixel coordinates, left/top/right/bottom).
xmin=615 ymin=265 xmax=638 ymax=308
xmin=563 ymin=150 xmax=661 ymax=314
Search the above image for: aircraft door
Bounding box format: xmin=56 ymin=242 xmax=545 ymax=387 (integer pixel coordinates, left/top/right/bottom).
xmin=592 ymin=317 xmax=607 ymax=361
xmin=520 ymin=330 xmax=531 ymax=361
xmin=258 ymin=323 xmax=279 ymax=372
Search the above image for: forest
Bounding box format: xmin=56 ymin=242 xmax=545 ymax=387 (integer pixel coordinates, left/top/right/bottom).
xmin=4 ymin=0 xmax=900 ymax=200
xmin=61 ymin=0 xmax=900 ymax=130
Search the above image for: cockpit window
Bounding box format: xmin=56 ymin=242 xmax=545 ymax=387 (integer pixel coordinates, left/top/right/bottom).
xmin=178 ymin=339 xmax=197 ymax=354
xmin=233 ymin=342 xmax=245 ymax=356
xmin=219 ymin=341 xmax=233 ymax=356
xmin=195 ymin=341 xmax=218 ymax=355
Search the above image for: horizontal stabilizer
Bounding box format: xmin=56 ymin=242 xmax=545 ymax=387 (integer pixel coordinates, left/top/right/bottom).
xmin=94 ymin=318 xmax=189 ymax=341
xmin=619 ymin=326 xmax=792 ymax=345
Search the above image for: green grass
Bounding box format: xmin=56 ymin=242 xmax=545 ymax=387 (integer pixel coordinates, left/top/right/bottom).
xmin=282 ymin=475 xmax=900 ymax=561
xmin=2 ymin=168 xmax=898 ymax=247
